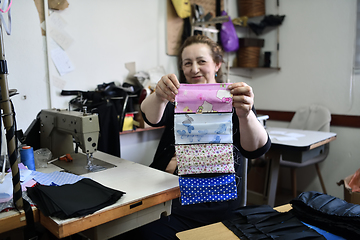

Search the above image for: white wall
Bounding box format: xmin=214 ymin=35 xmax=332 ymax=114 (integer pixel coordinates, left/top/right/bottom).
xmin=4 ymin=1 xmax=49 ymax=131
xmin=3 ymin=0 xmax=360 ymax=200
xmin=228 ymin=0 xmax=360 ymax=200
xmin=4 ymin=0 xmax=178 ymax=131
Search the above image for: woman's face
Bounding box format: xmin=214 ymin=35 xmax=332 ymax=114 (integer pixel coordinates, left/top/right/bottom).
xmin=181 ymin=43 xmax=221 ymax=84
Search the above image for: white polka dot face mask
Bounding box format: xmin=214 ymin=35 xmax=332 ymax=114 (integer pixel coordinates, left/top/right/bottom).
xmin=179 ymin=174 xmax=237 ymax=205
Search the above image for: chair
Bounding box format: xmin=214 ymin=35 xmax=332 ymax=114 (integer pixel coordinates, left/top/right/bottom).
xmin=280 ymin=104 xmax=331 ymax=198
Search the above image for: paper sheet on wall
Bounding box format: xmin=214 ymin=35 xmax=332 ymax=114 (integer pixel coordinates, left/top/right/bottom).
xmin=48 ymin=12 xmax=73 ymax=51
xmin=51 ymin=47 xmax=75 ymax=76
xmin=49 ymin=26 xmax=74 ymax=50
xmin=49 ymin=11 xmax=67 ymax=30
xmin=51 ymin=75 xmax=66 ymax=89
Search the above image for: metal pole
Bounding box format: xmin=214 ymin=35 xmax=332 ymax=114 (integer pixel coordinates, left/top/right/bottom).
xmin=0 ymin=24 xmax=23 ymax=210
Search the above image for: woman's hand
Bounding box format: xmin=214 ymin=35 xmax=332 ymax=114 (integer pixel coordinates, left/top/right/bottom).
xmin=228 ymin=82 xmax=254 ymax=119
xmin=140 ymin=74 xmax=180 ymax=124
xmin=155 ymin=74 xmax=180 ymax=102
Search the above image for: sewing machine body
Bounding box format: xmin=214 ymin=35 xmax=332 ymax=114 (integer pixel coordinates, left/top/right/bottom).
xmin=39 ymin=109 xmax=99 ymax=158
xmin=39 ymin=109 xmax=116 ymax=175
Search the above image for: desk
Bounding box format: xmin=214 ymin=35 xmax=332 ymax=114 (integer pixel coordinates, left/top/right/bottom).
xmin=1 ymin=152 xmax=180 ymax=239
xmin=39 ymin=151 xmax=179 ymax=239
xmin=0 ymin=207 xmax=39 ymax=234
xmin=249 ymin=127 xmax=337 ymax=207
xmin=0 ymin=165 xmax=63 ymax=235
xmin=176 ymin=204 xmax=292 ymax=240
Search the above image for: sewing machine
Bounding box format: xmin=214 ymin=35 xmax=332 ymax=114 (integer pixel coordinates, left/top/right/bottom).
xmin=39 ymin=109 xmax=116 ymax=175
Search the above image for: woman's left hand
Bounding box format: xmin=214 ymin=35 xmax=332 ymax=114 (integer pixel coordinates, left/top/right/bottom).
xmin=228 ymin=82 xmax=254 ymax=119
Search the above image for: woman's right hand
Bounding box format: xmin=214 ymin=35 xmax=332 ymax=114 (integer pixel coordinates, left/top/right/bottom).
xmin=155 ymin=74 xmax=180 ymax=102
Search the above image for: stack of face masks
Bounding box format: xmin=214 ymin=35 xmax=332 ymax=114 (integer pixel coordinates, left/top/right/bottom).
xmin=174 ymin=83 xmax=237 ymax=205
xmin=27 ymin=178 xmax=125 ymax=219
xmin=290 ymin=191 xmax=360 ymax=239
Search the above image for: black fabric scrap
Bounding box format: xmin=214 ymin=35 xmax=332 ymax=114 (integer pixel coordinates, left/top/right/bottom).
xmin=222 ymin=204 xmax=325 ymax=240
xmin=27 ymin=178 xmax=125 ymax=219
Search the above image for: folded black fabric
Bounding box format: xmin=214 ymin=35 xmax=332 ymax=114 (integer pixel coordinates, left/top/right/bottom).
xmin=27 ymin=178 xmax=125 ymax=219
xmin=290 ymin=191 xmax=360 ymax=239
xmin=222 ymin=204 xmax=325 ymax=240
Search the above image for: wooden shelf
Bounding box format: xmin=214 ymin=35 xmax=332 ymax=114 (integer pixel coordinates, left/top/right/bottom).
xmin=231 ymin=67 xmax=281 ymax=70
xmin=192 ymin=16 xmax=229 ymax=26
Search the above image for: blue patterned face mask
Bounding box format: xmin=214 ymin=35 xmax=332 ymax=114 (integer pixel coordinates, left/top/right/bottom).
xmin=174 ymin=113 xmax=233 ymax=144
xmin=179 ymin=174 xmax=237 ymax=205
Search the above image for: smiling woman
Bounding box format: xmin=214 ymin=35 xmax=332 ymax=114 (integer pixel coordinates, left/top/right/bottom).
xmin=180 ymin=43 xmax=221 ymax=84
xmin=131 ymin=35 xmax=271 ymax=239
xmin=177 ymin=35 xmax=225 ymax=84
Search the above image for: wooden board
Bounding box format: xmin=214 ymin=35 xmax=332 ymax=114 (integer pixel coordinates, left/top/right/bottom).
xmin=176 ymin=204 xmax=292 ymax=240
xmin=166 ymin=0 xmax=223 ymax=55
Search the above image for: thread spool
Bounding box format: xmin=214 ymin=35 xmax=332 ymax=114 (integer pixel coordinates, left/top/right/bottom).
xmin=20 ymin=146 xmax=36 ymax=170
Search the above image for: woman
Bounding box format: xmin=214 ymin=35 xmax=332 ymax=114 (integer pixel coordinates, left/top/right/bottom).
xmin=118 ymin=35 xmax=271 ymax=239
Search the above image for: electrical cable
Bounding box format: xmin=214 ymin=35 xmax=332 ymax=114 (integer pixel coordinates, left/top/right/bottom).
xmin=0 ymin=0 xmax=11 ymax=35
xmin=0 ymin=0 xmax=12 ymax=13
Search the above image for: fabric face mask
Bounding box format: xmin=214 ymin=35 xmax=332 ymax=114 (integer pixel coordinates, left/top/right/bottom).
xmin=175 ymin=83 xmax=233 ymax=114
xmin=175 ymin=144 xmax=235 ymax=175
xmin=179 ymin=174 xmax=237 ymax=205
xmin=174 ymin=113 xmax=233 ymax=144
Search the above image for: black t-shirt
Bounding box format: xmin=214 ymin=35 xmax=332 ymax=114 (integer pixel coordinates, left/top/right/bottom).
xmin=141 ymin=102 xmax=271 ymax=224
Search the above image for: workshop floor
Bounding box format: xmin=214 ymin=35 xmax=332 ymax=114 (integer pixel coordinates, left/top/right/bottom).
xmin=274 ymin=189 xmax=297 ymax=207
xmin=247 ymin=188 xmax=298 ymax=207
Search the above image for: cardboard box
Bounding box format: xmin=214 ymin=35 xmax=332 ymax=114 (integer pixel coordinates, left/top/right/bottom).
xmin=337 ymin=174 xmax=360 ymax=204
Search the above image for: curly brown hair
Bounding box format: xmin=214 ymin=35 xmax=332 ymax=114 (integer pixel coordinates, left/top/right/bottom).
xmin=177 ymin=35 xmax=224 ymax=83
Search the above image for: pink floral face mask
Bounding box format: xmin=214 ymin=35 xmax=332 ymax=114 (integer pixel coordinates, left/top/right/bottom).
xmin=175 ymin=83 xmax=232 ymax=114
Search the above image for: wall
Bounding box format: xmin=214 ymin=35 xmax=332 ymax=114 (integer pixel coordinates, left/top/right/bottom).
xmin=228 ymin=0 xmax=360 ymax=200
xmin=4 ymin=0 xmax=178 ymax=131
xmin=229 ymin=0 xmax=359 ymax=116
xmin=3 ymin=0 xmax=49 ymax=131
xmin=2 ymin=0 xmax=360 ymax=200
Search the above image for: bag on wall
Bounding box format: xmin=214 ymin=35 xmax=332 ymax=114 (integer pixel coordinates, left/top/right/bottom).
xmin=220 ymin=11 xmax=239 ymax=52
xmin=171 ymin=0 xmax=191 ymax=19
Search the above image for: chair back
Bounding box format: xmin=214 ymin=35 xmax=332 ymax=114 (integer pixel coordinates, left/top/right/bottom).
xmin=288 ymin=104 xmax=331 ymax=155
xmin=288 ymin=105 xmax=331 ymax=132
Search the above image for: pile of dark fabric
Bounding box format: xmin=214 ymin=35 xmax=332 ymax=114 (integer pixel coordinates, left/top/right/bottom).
xmin=222 ymin=204 xmax=325 ymax=240
xmin=61 ymin=81 xmax=142 ymax=157
xmin=27 ymin=178 xmax=125 ymax=219
xmin=290 ymin=191 xmax=360 ymax=239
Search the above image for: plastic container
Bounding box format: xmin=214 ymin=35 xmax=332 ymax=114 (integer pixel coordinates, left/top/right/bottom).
xmin=34 ymin=148 xmax=52 ymax=168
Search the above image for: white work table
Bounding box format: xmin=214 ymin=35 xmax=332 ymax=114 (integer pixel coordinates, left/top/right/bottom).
xmin=249 ymin=127 xmax=337 ymax=207
xmin=1 ymin=151 xmax=180 ymax=239
xmin=267 ymin=127 xmax=337 ymax=150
